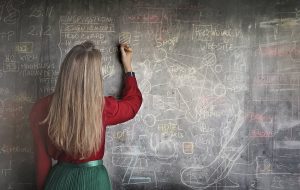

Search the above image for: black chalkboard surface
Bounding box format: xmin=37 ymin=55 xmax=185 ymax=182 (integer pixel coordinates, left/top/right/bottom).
xmin=1 ymin=0 xmax=300 ymax=189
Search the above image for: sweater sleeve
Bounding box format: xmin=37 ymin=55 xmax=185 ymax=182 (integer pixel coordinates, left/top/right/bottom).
xmin=29 ymin=101 xmax=52 ymax=190
xmin=105 ymin=76 xmax=143 ymax=126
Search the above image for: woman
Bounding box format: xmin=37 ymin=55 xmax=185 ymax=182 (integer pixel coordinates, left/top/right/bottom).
xmin=29 ymin=41 xmax=142 ymax=190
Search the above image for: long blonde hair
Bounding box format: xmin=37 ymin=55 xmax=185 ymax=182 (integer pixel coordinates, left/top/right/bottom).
xmin=43 ymin=41 xmax=104 ymax=159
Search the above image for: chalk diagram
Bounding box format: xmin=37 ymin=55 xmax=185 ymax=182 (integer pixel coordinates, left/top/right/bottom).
xmin=108 ymin=44 xmax=253 ymax=189
xmin=107 ymin=6 xmax=300 ymax=189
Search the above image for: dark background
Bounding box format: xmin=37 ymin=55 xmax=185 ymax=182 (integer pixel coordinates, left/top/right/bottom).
xmin=0 ymin=0 xmax=300 ymax=189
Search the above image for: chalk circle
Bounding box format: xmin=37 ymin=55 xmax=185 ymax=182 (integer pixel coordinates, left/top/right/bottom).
xmin=214 ymin=64 xmax=223 ymax=73
xmin=213 ymin=83 xmax=226 ymax=97
xmin=202 ymin=53 xmax=216 ymax=66
xmin=154 ymin=48 xmax=167 ymax=62
xmin=143 ymin=114 xmax=156 ymax=128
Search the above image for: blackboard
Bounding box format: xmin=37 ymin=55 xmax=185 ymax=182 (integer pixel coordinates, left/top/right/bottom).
xmin=1 ymin=0 xmax=300 ymax=189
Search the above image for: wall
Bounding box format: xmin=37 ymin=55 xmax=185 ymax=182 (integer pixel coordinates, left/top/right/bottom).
xmin=0 ymin=0 xmax=300 ymax=189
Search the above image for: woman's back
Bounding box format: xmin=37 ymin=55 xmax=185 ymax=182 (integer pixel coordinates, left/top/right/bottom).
xmin=29 ymin=41 xmax=142 ymax=190
xmin=30 ymin=75 xmax=142 ymax=162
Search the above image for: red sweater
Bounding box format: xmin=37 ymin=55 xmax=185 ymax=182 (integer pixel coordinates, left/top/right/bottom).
xmin=29 ymin=76 xmax=142 ymax=190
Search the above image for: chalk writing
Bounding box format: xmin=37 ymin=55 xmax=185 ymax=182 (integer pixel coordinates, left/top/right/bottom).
xmin=123 ymin=8 xmax=162 ymax=24
xmin=2 ymin=54 xmax=17 ymax=72
xmin=1 ymin=1 xmax=300 ymax=190
xmin=192 ymin=24 xmax=243 ymax=42
xmin=27 ymin=25 xmax=51 ymax=37
xmin=15 ymin=42 xmax=33 ymax=53
xmin=0 ymin=0 xmax=24 ymax=24
xmin=0 ymin=88 xmax=9 ymax=96
xmin=29 ymin=5 xmax=53 ymax=17
xmin=0 ymin=31 xmax=14 ymax=40
xmin=1 ymin=160 xmax=12 ymax=176
xmin=58 ymin=15 xmax=115 ymax=64
xmin=250 ymin=129 xmax=273 ymax=138
xmin=0 ymin=144 xmax=32 ymax=154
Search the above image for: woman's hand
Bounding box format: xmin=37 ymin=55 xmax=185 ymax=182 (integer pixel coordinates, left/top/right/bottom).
xmin=120 ymin=44 xmax=133 ymax=72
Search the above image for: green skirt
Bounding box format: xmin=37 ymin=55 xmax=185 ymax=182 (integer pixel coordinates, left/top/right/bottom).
xmin=44 ymin=160 xmax=112 ymax=190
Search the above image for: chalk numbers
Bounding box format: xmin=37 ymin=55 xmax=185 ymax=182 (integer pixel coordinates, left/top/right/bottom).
xmin=27 ymin=25 xmax=51 ymax=37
